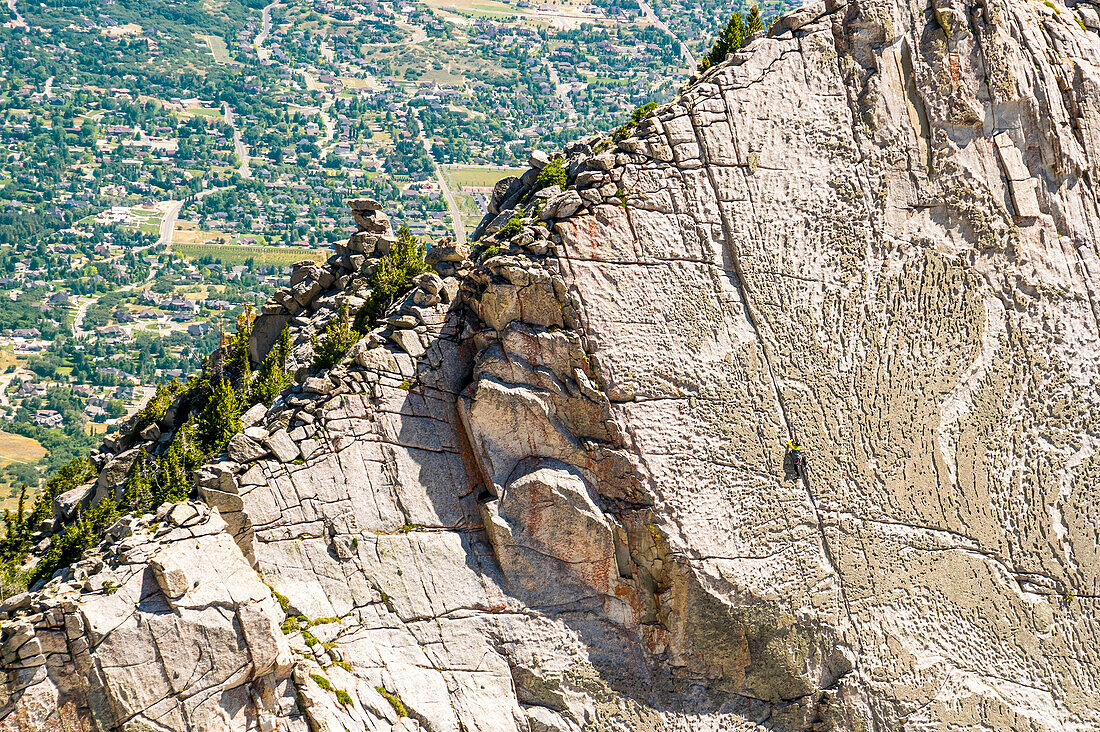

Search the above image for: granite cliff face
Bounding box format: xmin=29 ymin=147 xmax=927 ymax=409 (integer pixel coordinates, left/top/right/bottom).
xmin=3 ymin=0 xmax=1100 ymax=728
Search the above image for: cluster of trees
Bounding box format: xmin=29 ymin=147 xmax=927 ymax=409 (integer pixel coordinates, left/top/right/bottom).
xmin=0 ymin=215 xmax=430 ymax=598
xmin=699 ymin=8 xmax=764 ymax=72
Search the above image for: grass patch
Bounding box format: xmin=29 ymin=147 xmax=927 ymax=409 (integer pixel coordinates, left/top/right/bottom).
xmin=375 ymin=686 xmax=407 ymax=717
xmin=199 ymin=34 xmax=231 ymax=64
xmin=0 ymin=431 xmax=47 ymax=465
xmin=444 ymin=165 xmax=524 ymax=189
xmin=172 ymin=243 xmax=326 ymax=267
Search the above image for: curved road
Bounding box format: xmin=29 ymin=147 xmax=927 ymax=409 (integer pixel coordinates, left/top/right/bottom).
xmin=73 ymin=185 xmax=230 ymax=338
xmin=5 ymin=0 xmax=26 ymax=28
xmin=255 ymin=0 xmax=281 ymax=61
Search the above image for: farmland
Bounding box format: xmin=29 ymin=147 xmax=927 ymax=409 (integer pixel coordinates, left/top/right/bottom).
xmin=172 ymin=243 xmax=328 ymax=267
xmin=444 ymin=165 xmax=526 ymax=189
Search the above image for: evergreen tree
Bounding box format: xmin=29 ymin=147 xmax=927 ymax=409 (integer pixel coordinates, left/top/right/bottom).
xmin=252 ymin=326 xmax=292 ymax=406
xmin=699 ymin=9 xmax=759 ymax=72
xmin=196 ymin=375 xmax=241 ymax=452
xmin=121 ymin=448 xmax=154 ymax=515
xmin=746 ymin=6 xmax=763 ymax=35
xmin=312 ymin=304 xmax=359 ymax=370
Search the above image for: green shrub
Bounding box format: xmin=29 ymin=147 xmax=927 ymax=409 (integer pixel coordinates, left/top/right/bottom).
xmin=631 ymin=102 xmax=657 ymax=126
xmin=310 ymin=673 xmax=334 ymax=692
xmin=477 ymin=244 xmax=501 ymax=263
xmin=251 ymin=326 xmax=292 ymax=406
xmin=353 ymin=226 xmax=429 ymax=332
xmin=308 ymin=616 xmax=340 ymax=627
xmin=615 ymin=101 xmax=658 ymax=139
xmin=335 ymin=689 xmax=353 ymax=706
xmin=311 ymin=304 xmax=359 ymax=370
xmin=534 ymin=158 xmax=568 ymax=191
xmin=375 ymin=686 xmax=407 ymax=717
xmin=499 ymin=214 xmax=525 ymax=238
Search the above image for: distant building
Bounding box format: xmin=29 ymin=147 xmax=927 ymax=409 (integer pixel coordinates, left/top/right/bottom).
xmin=34 ymin=409 xmax=63 ymax=428
xmin=10 ymin=328 xmax=41 ymax=339
xmin=166 ymin=298 xmax=199 ymax=313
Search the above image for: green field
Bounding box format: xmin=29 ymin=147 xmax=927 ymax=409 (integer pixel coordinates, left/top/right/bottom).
xmin=444 ymin=165 xmax=525 ymax=189
xmin=200 ymin=34 xmax=231 ymax=64
xmin=181 ymin=107 xmax=224 ymax=119
xmin=172 ymin=243 xmax=327 ymax=266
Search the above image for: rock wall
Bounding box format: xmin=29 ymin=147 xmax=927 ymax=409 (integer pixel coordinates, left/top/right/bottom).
xmin=3 ymin=0 xmax=1100 ymax=728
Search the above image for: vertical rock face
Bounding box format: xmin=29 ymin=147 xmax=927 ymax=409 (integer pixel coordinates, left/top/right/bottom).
xmin=4 ymin=0 xmax=1100 ymax=729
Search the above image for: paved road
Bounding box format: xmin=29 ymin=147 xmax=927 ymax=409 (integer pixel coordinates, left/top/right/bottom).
xmin=416 ymin=111 xmax=466 ymax=245
xmin=44 ymin=75 xmax=53 ymax=97
xmin=545 ymin=62 xmax=577 ymax=122
xmin=638 ymin=0 xmax=696 ymax=69
xmin=5 ymin=0 xmax=26 ymax=28
xmin=72 ymin=186 xmax=229 ymax=338
xmin=222 ymin=103 xmax=252 ymax=179
xmin=255 ymin=0 xmax=281 ymax=61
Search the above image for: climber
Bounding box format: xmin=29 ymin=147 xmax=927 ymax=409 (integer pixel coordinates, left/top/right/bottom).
xmin=788 ymin=439 xmax=807 ymax=472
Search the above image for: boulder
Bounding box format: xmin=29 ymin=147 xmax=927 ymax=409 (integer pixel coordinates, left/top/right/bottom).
xmin=489 ymin=176 xmax=520 ymax=215
xmin=425 ymin=242 xmax=469 ymax=267
xmin=263 ymin=430 xmax=300 ymax=463
xmin=52 ymin=480 xmax=96 ymax=523
xmin=389 ymin=329 xmax=426 ymax=358
xmin=538 ymin=190 xmax=582 ymax=220
xmin=290 ymin=261 xmax=322 ymax=287
xmin=227 ymin=434 xmax=269 ymax=463
xmin=528 ymin=150 xmax=550 ymax=170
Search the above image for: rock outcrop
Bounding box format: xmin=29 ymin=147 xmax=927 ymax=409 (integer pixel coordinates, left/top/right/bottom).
xmin=4 ymin=0 xmax=1100 ymax=728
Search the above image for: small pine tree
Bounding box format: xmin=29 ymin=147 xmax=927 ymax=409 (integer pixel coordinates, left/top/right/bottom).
xmin=312 ymin=304 xmax=360 ymax=370
xmin=155 ymin=417 xmax=204 ymax=502
xmin=746 ymin=6 xmax=763 ymax=35
xmin=354 ymin=226 xmax=428 ymax=331
xmin=121 ymin=448 xmax=154 ymax=516
xmin=700 ymin=10 xmax=759 ymax=71
xmin=230 ymin=305 xmax=255 ymax=392
xmin=252 ymin=326 xmax=292 ymax=406
xmin=196 ymin=376 xmax=242 ymax=452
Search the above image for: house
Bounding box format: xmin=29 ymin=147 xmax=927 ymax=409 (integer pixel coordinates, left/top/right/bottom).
xmin=166 ymin=298 xmax=199 ymax=313
xmin=17 ymin=381 xmax=46 ymax=397
xmin=34 ymin=409 xmax=64 ymax=428
xmin=187 ymin=323 xmax=212 ymax=337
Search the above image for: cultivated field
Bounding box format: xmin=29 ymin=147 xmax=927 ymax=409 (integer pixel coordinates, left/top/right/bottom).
xmin=172 ymin=243 xmax=327 ymax=266
xmin=200 ymin=34 xmax=231 ymax=64
xmin=444 ymin=165 xmax=525 ymax=189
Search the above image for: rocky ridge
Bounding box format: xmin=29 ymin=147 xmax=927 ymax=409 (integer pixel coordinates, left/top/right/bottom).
xmin=3 ymin=0 xmax=1100 ymax=728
